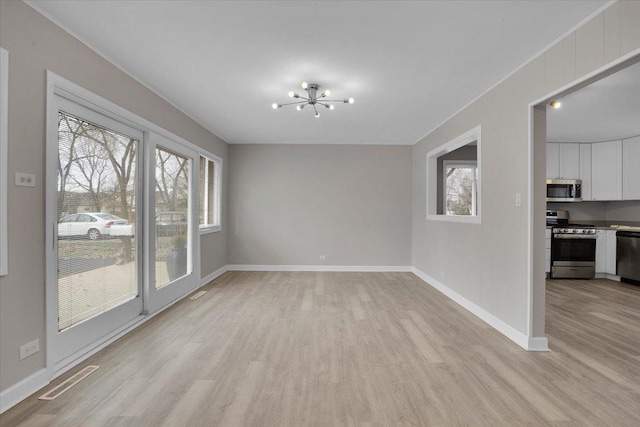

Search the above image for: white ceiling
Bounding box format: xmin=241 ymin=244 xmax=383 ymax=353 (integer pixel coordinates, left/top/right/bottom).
xmin=28 ymin=0 xmax=608 ymax=145
xmin=547 ymin=61 xmax=640 ymax=143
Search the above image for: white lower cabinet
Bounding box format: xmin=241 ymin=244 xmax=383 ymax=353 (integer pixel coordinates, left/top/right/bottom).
xmin=595 ymin=229 xmax=618 ymax=276
xmin=545 ymin=229 xmax=551 ymax=274
xmin=595 ymin=230 xmax=607 ymax=273
xmin=605 ymin=230 xmax=617 ymax=275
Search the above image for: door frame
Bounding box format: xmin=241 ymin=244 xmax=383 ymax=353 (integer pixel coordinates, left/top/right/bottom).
xmin=45 ymin=71 xmax=204 ymax=380
xmin=526 ymin=48 xmax=640 ymax=349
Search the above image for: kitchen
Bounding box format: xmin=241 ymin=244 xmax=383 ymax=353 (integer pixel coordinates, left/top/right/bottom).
xmin=545 ymin=60 xmax=640 ymax=285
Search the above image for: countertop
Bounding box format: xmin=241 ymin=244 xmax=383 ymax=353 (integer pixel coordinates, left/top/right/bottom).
xmin=546 ymin=221 xmax=640 ymax=230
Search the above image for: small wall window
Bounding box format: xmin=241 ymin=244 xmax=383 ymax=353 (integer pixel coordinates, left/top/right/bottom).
xmin=443 ymin=160 xmax=478 ymax=216
xmin=199 ymin=155 xmax=222 ymax=232
xmin=427 ymin=126 xmax=481 ymax=223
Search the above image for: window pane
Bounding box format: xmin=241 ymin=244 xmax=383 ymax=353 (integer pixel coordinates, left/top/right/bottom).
xmin=445 ymin=165 xmax=476 ymax=216
xmin=155 ymin=146 xmax=190 ymax=288
xmin=57 ymin=111 xmax=138 ymax=331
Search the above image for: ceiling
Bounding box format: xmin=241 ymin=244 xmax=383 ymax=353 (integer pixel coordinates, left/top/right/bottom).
xmin=28 ymin=1 xmax=608 ymax=145
xmin=547 ymin=61 xmax=640 ymax=143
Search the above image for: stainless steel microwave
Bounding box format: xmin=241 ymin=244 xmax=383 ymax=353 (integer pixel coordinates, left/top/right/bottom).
xmin=546 ymin=179 xmax=582 ymax=202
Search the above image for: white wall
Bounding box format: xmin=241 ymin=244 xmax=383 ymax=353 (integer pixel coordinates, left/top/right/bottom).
xmin=412 ymin=0 xmax=640 ymax=339
xmin=0 ymin=0 xmax=229 ymax=392
xmin=228 ymin=144 xmax=412 ymax=267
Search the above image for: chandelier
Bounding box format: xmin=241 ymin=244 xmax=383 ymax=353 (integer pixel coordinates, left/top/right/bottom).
xmin=272 ymin=82 xmax=354 ymax=118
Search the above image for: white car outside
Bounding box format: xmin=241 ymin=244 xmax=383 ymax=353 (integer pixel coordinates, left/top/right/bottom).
xmin=58 ymin=213 xmax=129 ymax=240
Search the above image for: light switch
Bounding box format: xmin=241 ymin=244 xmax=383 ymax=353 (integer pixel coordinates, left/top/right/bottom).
xmin=15 ymin=172 xmax=36 ymax=187
xmin=515 ymin=192 xmax=522 ymax=207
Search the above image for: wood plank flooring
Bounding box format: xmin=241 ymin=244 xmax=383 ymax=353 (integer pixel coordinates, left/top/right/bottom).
xmin=1 ymin=273 xmax=639 ymax=426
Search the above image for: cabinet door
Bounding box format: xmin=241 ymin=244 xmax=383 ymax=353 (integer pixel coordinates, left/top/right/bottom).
xmin=592 ymin=141 xmax=622 ymax=201
xmin=622 ymin=136 xmax=640 ymax=200
xmin=606 ymin=230 xmax=617 ymax=275
xmin=595 ymin=230 xmax=607 ymax=273
xmin=546 ymin=143 xmax=559 ymax=179
xmin=579 ymin=144 xmax=592 ymax=201
xmin=558 ymin=144 xmax=580 ymax=179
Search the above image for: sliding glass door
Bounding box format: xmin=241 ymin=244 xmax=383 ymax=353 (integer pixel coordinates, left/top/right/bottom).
xmin=52 ymin=96 xmax=143 ymax=367
xmin=144 ymin=133 xmax=199 ymax=313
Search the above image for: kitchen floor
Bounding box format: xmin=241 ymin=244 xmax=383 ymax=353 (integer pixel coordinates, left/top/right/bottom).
xmin=2 ymin=272 xmax=639 ymax=426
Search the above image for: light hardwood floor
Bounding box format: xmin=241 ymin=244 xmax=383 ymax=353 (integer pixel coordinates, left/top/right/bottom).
xmin=1 ymin=273 xmax=639 ymax=426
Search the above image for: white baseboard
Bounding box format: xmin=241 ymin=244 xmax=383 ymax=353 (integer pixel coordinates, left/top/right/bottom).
xmin=411 ymin=267 xmax=548 ymax=352
xmin=226 ymin=264 xmax=413 ymax=272
xmin=0 ymin=368 xmax=48 ymax=414
xmin=200 ymin=265 xmax=228 ymax=286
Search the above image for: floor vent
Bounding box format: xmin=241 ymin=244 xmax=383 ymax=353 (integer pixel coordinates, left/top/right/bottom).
xmin=190 ymin=290 xmax=207 ymax=300
xmin=38 ymin=365 xmax=100 ymax=401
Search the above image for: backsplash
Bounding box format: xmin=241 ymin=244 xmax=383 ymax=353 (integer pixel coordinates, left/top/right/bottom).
xmin=548 ymin=200 xmax=640 ymax=223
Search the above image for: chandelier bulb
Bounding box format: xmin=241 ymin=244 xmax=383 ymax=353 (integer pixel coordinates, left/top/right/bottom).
xmin=329 ymin=104 xmax=335 ymax=110
xmin=315 ymin=112 xmax=320 ymax=118
xmin=297 ymin=105 xmax=304 ymax=111
xmin=348 ymin=97 xmax=355 ymax=104
xmin=301 ymin=82 xmax=308 ymax=89
xmin=324 ymin=90 xmax=331 ymax=97
xmin=288 ymin=91 xmax=295 ymax=98
xmin=272 ymin=103 xmax=280 ymax=109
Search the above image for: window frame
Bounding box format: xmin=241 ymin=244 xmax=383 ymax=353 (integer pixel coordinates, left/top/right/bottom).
xmin=442 ymin=160 xmax=478 ymax=217
xmin=426 ymin=126 xmax=481 ymax=224
xmin=198 ymin=152 xmax=222 ymax=234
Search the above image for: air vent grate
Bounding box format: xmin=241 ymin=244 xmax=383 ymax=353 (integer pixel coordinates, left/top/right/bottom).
xmin=39 ymin=365 xmax=100 ymax=401
xmin=190 ymin=290 xmax=207 ymax=300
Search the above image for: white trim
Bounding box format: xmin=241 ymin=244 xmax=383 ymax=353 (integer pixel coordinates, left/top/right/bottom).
xmin=410 ymin=1 xmax=617 ymax=146
xmin=0 ymin=48 xmax=8 ymax=276
xmin=227 ymin=264 xmax=413 ymax=272
xmin=526 ymin=337 xmax=550 ymax=352
xmin=200 ymin=264 xmax=228 ymax=286
xmin=0 ymin=368 xmax=48 ymax=414
xmin=411 ymin=267 xmax=548 ymax=352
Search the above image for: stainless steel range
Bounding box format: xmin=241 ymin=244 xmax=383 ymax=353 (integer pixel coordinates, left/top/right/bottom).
xmin=551 ymin=224 xmax=597 ymax=279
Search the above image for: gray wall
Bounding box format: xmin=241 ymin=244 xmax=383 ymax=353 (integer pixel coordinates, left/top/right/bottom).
xmin=228 ymin=144 xmax=412 ymax=266
xmin=0 ymin=0 xmax=228 ymax=392
xmin=412 ymin=0 xmax=640 ymax=337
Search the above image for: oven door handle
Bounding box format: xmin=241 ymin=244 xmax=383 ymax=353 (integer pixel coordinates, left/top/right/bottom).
xmin=553 ymin=234 xmax=597 ymax=239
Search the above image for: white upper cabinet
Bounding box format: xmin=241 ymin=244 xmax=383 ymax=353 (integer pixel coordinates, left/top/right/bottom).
xmin=558 ymin=144 xmax=581 ymax=179
xmin=579 ymin=144 xmax=592 ymax=201
xmin=622 ymin=136 xmax=640 ymax=200
xmin=546 ymin=143 xmax=580 ymax=179
xmin=591 ymin=140 xmax=622 ymax=201
xmin=547 ymin=143 xmax=559 ymax=179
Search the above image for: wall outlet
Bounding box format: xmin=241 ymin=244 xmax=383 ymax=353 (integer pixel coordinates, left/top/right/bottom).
xmin=19 ymin=339 xmax=40 ymax=360
xmin=15 ymin=172 xmax=36 ymax=187
xmin=319 ymin=255 xmax=326 ymax=260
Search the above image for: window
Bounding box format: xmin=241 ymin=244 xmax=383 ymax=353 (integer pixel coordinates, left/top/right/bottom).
xmin=444 ymin=161 xmax=478 ymax=216
xmin=199 ymin=155 xmax=221 ymax=232
xmin=426 ymin=126 xmax=481 ymax=223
